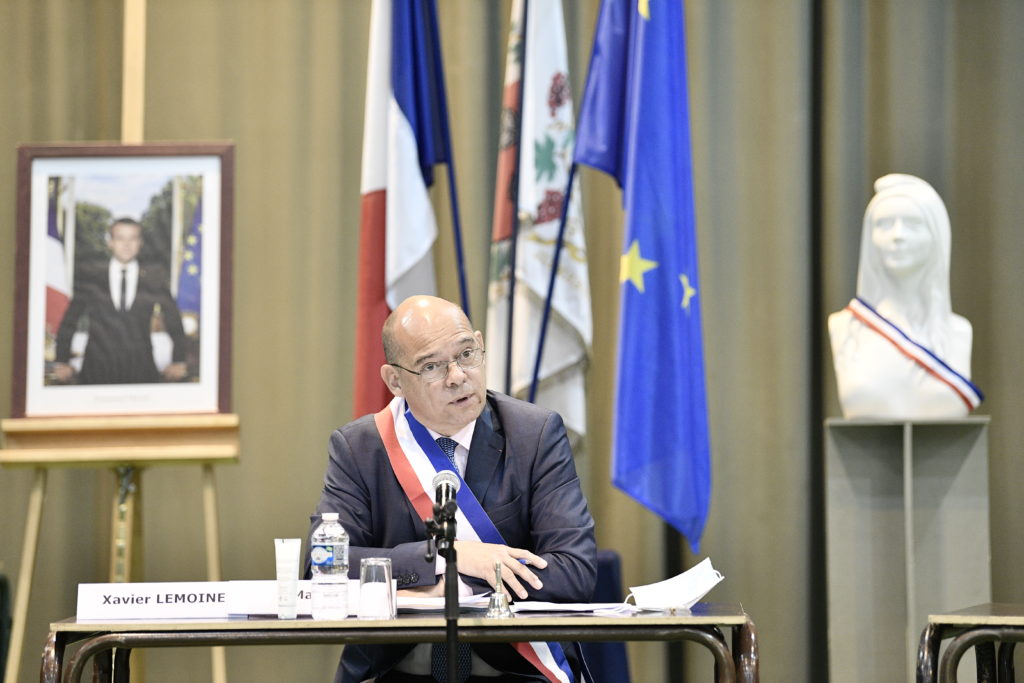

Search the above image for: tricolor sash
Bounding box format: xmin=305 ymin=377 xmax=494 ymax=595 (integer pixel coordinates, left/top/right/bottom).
xmin=847 ymin=297 xmax=983 ymax=411
xmin=375 ymin=397 xmax=575 ymax=683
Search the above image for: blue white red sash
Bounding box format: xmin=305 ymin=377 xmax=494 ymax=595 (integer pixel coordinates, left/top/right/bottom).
xmin=847 ymin=298 xmax=983 ymax=411
xmin=374 ymin=397 xmax=575 ymax=683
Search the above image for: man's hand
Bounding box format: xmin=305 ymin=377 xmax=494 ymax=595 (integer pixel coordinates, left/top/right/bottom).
xmin=52 ymin=362 xmax=75 ymax=382
xmin=162 ymin=362 xmax=187 ymax=381
xmin=453 ymin=540 xmax=548 ymax=600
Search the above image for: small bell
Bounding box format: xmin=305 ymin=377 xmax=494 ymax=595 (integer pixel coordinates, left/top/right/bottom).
xmin=485 ymin=561 xmax=513 ymax=618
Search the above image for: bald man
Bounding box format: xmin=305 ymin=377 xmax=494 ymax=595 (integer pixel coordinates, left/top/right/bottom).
xmin=309 ymin=295 xmax=596 ymax=682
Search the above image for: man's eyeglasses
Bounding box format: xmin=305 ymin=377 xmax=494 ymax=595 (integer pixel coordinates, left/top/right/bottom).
xmin=390 ymin=347 xmax=485 ymax=383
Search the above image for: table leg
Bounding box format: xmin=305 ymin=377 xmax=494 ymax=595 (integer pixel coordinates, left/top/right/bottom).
xmin=732 ymin=618 xmax=759 ymax=683
xmin=998 ymin=641 xmax=1016 ymax=683
xmin=700 ymin=627 xmax=736 ymax=683
xmin=40 ymin=630 xmax=65 ymax=683
xmin=66 ymin=635 xmax=122 ymax=683
xmin=41 ymin=631 xmax=100 ymax=683
xmin=975 ymin=641 xmax=996 ymax=682
xmin=92 ymin=649 xmax=112 ymax=682
xmin=688 ymin=626 xmax=735 ymax=683
xmin=939 ymin=629 xmax=1024 ymax=683
xmin=6 ymin=467 xmax=46 ymax=683
xmin=917 ymin=623 xmax=942 ymax=683
xmin=113 ymin=648 xmax=130 ymax=683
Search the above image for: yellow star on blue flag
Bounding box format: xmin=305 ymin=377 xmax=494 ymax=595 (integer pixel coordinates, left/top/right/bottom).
xmin=620 ymin=240 xmax=658 ymax=293
xmin=679 ymin=273 xmax=696 ymax=311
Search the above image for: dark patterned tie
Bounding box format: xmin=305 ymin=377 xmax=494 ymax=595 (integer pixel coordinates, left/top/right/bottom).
xmin=436 ymin=436 xmax=460 ymax=474
xmin=431 ymin=640 xmax=473 ymax=683
xmin=119 ymin=268 xmax=128 ymax=312
xmin=432 ymin=436 xmax=472 ymax=682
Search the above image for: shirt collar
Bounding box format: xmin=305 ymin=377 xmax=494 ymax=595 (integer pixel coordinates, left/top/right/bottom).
xmin=109 ymin=258 xmax=139 ymax=275
xmin=426 ymin=420 xmax=476 ymax=452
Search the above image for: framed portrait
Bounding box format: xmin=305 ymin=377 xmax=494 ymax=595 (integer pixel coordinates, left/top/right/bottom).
xmin=11 ymin=142 xmax=234 ymax=417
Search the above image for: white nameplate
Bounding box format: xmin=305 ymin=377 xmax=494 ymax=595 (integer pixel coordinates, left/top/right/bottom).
xmin=227 ymin=580 xmax=314 ymax=617
xmin=227 ymin=580 xmax=362 ymax=617
xmin=77 ymin=582 xmax=231 ymax=620
xmin=77 ymin=580 xmax=363 ymax=620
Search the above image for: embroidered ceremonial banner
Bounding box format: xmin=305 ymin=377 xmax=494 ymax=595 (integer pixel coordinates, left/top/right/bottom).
xmin=486 ymin=0 xmax=592 ymax=445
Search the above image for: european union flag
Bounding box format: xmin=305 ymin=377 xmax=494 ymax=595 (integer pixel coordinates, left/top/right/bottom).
xmin=575 ymin=0 xmax=710 ymax=551
xmin=177 ymin=199 xmax=202 ymax=317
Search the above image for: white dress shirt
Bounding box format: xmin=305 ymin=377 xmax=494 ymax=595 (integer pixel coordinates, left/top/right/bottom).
xmin=108 ymin=259 xmax=139 ymax=311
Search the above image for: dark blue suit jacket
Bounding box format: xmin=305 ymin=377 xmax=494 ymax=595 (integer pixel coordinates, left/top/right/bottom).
xmin=310 ymin=391 xmax=597 ymax=682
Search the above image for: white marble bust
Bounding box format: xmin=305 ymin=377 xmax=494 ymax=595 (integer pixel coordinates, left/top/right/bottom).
xmin=828 ymin=173 xmax=980 ymax=419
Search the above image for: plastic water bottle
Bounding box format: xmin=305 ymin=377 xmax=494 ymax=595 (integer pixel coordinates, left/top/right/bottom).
xmin=310 ymin=512 xmax=349 ymax=620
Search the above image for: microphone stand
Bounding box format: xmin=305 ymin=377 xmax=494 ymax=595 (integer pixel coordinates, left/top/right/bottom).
xmin=425 ymin=495 xmax=460 ymax=683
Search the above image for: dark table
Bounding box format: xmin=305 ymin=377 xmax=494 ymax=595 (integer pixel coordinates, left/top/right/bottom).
xmin=42 ymin=602 xmax=758 ymax=683
xmin=916 ymin=603 xmax=1024 ymax=683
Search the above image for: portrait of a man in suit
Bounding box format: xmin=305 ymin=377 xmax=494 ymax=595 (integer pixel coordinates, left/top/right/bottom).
xmin=18 ymin=151 xmax=225 ymax=418
xmin=51 ymin=216 xmax=188 ymax=385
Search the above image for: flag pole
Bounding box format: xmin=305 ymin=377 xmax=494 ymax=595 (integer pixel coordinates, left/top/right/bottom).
xmin=428 ymin=1 xmax=471 ymax=319
xmin=528 ymin=161 xmax=576 ymax=403
xmin=444 ymin=154 xmax=470 ymax=318
xmin=501 ymin=0 xmax=530 ymax=394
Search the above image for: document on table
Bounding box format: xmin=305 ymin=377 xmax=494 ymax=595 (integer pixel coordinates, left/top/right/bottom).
xmin=396 ymin=595 xmax=636 ymax=614
xmin=510 ymin=601 xmax=638 ymax=615
xmin=397 ymin=594 xmax=491 ymax=612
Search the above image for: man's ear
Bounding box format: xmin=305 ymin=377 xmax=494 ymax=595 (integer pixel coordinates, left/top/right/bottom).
xmin=380 ymin=364 xmax=404 ymax=397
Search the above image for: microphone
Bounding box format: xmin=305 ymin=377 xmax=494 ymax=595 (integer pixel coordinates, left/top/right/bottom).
xmin=432 ymin=470 xmax=461 ymax=509
xmin=424 ymin=471 xmax=461 ymax=562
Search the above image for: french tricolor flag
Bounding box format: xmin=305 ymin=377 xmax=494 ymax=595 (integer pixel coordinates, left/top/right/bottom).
xmin=353 ymin=0 xmax=455 ymax=417
xmin=45 ymin=177 xmax=70 ymax=337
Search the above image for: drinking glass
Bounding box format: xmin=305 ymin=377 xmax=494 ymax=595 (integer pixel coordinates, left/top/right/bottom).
xmin=358 ymin=557 xmax=395 ymax=619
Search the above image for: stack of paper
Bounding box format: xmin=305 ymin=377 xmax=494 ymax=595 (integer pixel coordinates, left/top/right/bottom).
xmin=627 ymin=557 xmax=724 ymax=611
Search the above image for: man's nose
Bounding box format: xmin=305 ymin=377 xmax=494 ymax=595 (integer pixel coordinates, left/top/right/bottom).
xmin=444 ymin=360 xmax=467 ymax=385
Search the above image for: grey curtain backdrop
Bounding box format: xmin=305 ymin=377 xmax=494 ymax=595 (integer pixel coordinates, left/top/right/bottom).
xmin=1 ymin=1 xmax=1021 ymax=681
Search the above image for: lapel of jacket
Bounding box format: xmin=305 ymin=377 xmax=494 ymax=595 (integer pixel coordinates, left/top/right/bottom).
xmin=464 ymin=395 xmax=503 ymax=504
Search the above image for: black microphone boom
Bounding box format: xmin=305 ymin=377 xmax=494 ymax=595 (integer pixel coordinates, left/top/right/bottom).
xmin=424 ymin=471 xmax=462 ymax=682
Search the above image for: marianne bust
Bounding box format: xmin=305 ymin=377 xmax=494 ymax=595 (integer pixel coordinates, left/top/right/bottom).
xmin=828 ymin=173 xmax=982 ymax=419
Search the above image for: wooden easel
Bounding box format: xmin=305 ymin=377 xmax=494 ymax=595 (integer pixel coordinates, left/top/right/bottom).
xmin=0 ymin=415 xmax=239 ymax=683
xmin=3 ymin=2 xmax=236 ymax=681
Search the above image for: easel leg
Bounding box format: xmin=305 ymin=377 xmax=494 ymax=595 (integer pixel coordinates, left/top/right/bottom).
xmin=110 ymin=467 xmax=145 ymax=683
xmin=4 ymin=467 xmax=46 ymax=683
xmin=202 ymin=464 xmax=227 ymax=683
xmin=110 ymin=467 xmax=142 ymax=583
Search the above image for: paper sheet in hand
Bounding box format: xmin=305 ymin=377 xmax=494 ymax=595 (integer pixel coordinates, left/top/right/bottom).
xmin=628 ymin=557 xmax=724 ymax=611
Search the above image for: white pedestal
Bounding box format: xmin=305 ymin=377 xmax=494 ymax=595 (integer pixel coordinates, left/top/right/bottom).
xmin=825 ymin=418 xmax=991 ymax=683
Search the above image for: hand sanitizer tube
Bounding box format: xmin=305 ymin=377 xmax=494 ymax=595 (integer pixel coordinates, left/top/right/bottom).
xmin=275 ymin=538 xmax=301 ymax=619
